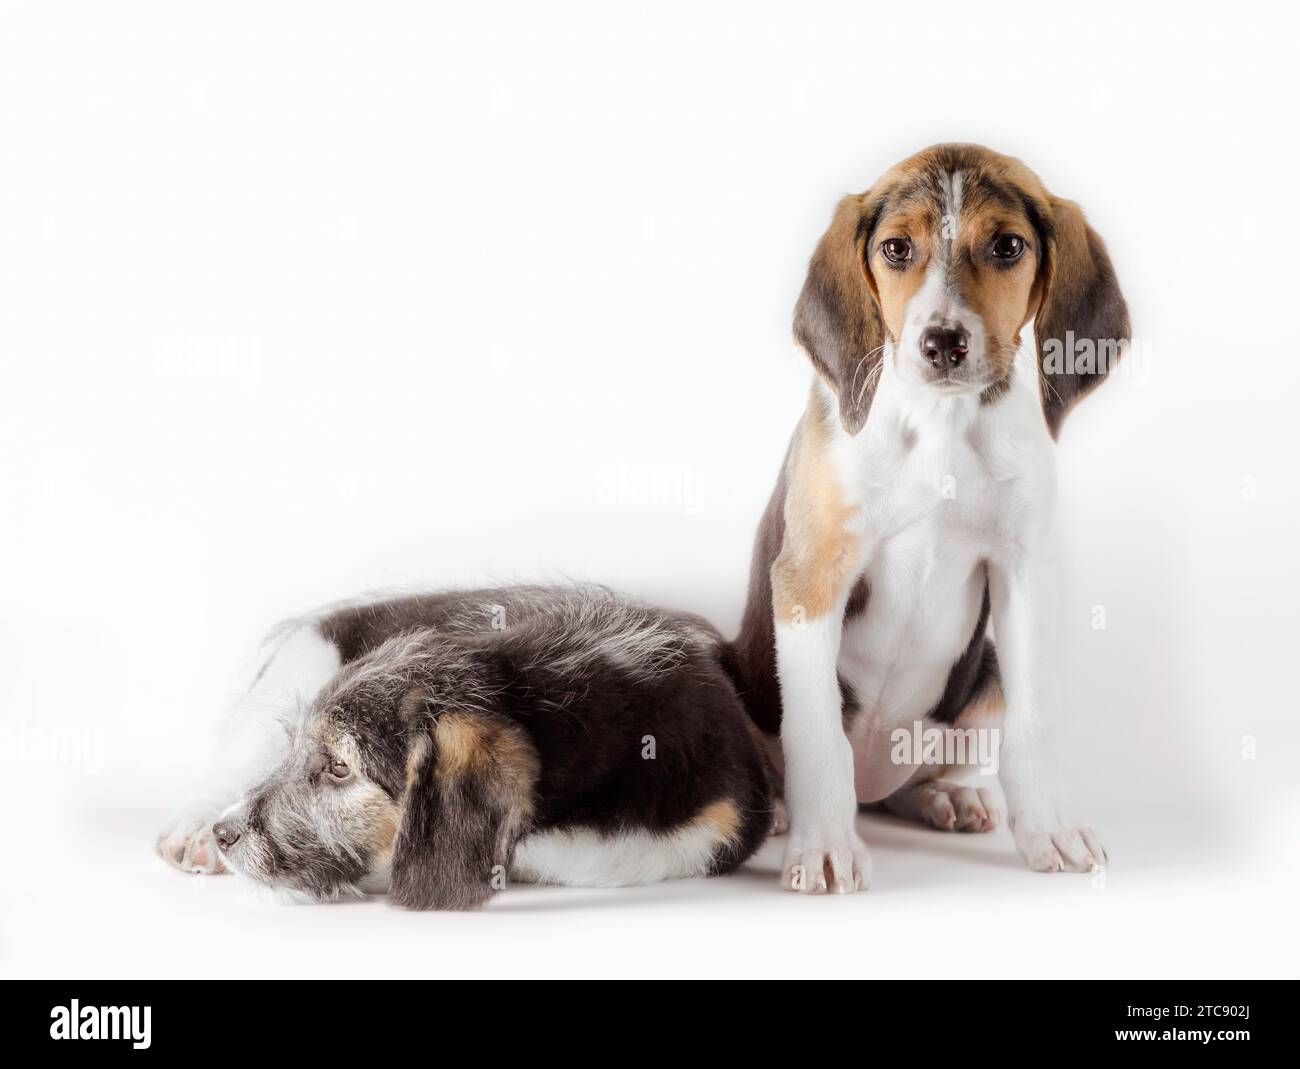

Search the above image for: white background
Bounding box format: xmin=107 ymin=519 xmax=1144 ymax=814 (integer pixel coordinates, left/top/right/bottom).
xmin=2 ymin=0 xmax=1297 ymax=979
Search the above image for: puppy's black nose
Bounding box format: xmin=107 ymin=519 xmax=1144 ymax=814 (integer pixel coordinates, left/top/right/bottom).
xmin=213 ymin=820 xmax=243 ymax=851
xmin=921 ymin=328 xmax=969 ymax=369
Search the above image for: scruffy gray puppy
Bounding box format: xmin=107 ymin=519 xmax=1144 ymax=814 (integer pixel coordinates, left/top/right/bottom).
xmin=160 ymin=585 xmax=772 ymax=909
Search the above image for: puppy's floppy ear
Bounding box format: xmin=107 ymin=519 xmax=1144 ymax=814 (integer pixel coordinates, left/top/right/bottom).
xmin=1033 ymin=196 xmax=1130 ymax=437
xmin=390 ymin=700 xmax=538 ymax=911
xmin=794 ymin=193 xmax=888 ymax=435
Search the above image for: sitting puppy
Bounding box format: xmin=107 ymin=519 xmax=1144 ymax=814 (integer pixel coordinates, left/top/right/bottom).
xmin=158 ymin=585 xmax=772 ymax=909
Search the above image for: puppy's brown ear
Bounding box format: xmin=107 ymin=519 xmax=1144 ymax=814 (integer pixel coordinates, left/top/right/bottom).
xmin=794 ymin=193 xmax=888 ymax=435
xmin=1034 ymin=197 xmax=1130 ymax=437
xmin=390 ymin=705 xmax=537 ymax=911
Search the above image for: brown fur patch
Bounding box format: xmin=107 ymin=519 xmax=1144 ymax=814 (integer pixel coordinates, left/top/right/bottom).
xmin=954 ymin=206 xmax=1041 ymax=377
xmin=793 ymin=193 xmax=889 ymax=434
xmin=955 ymin=681 xmax=1006 ymax=726
xmin=433 ymin=713 xmax=539 ymax=799
xmin=361 ymin=786 xmax=401 ymax=864
xmin=928 ymin=684 xmax=1007 ymax=782
xmin=433 ymin=714 xmax=493 ymax=781
xmin=1033 ymin=195 xmax=1130 ymax=432
xmin=691 ymin=798 xmax=742 ymax=845
xmin=770 ymin=388 xmax=859 ymax=623
xmin=869 ymin=203 xmax=935 ymax=341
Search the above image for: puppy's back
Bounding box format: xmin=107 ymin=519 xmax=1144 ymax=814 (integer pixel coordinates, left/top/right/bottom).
xmin=315 ymin=585 xmax=773 ymax=906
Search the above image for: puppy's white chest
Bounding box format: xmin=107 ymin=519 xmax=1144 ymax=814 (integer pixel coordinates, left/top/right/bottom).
xmin=833 ymin=411 xmax=1021 ymax=799
xmin=844 ymin=432 xmax=1003 ymax=678
xmin=869 ymin=432 xmax=1006 ymax=546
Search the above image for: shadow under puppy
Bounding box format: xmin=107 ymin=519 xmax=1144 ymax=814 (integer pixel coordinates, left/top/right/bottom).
xmin=207 ymin=586 xmax=773 ymax=909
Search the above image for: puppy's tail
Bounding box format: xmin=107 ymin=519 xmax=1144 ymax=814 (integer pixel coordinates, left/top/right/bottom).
xmin=390 ymin=705 xmax=539 ymax=911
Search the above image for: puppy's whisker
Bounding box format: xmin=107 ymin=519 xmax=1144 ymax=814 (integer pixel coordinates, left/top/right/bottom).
xmin=853 ymin=344 xmax=889 ymax=404
xmin=1039 ymin=373 xmax=1064 ymax=406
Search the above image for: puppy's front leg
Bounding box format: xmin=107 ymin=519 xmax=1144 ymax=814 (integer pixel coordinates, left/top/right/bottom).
xmin=772 ymin=555 xmax=869 ymax=895
xmin=989 ymin=552 xmax=1107 ymax=873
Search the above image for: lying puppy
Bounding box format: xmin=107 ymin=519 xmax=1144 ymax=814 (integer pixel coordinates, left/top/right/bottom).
xmin=158 ymin=585 xmax=772 ymax=908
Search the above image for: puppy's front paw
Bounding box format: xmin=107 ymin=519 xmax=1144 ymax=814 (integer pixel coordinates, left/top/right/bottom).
xmin=157 ymin=818 xmax=228 ymax=875
xmin=781 ymin=829 xmax=870 ymax=894
xmin=1012 ymin=821 xmax=1106 ymax=873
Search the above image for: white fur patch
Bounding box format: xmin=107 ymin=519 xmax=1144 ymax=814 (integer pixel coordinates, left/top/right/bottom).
xmin=511 ymin=822 xmax=729 ymax=887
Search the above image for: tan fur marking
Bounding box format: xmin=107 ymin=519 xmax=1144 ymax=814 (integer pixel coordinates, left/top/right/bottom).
xmin=955 ymin=681 xmax=1006 ymax=726
xmin=896 ymin=684 xmax=1007 ymax=784
xmin=432 ymin=713 xmax=540 ymax=798
xmin=433 ymin=714 xmax=493 ymax=781
xmin=926 ymin=685 xmax=1007 ymax=782
xmin=771 ymin=388 xmax=859 ymax=623
xmin=362 ymin=787 xmax=401 ymax=864
xmin=870 ymin=205 xmax=933 ymax=340
xmin=690 ymin=798 xmax=742 ymax=845
xmin=482 ymin=721 xmax=540 ymax=798
xmin=954 ymin=205 xmax=1040 ymax=376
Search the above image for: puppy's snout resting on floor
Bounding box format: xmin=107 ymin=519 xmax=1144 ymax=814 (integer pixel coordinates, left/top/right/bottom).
xmin=159 ymin=585 xmax=772 ymax=909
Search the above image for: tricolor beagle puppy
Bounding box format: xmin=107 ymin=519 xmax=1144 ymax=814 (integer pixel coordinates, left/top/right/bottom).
xmin=732 ymin=143 xmax=1129 ymax=893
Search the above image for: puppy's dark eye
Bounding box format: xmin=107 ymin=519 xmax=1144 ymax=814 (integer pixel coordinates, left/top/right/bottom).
xmin=992 ymin=234 xmax=1025 ymax=261
xmin=329 ymin=759 xmax=351 ymax=781
xmin=881 ymin=238 xmax=912 ymax=264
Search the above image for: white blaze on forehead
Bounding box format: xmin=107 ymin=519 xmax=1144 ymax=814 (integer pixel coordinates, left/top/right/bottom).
xmin=896 ymin=170 xmax=986 ymax=369
xmin=939 ymin=170 xmax=964 ymax=248
xmin=941 ymin=169 xmax=961 ymax=226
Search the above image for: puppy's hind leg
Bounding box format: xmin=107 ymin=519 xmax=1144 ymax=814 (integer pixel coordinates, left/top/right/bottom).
xmin=882 ymin=652 xmax=1008 ymax=835
xmin=157 ymin=622 xmax=341 ymax=874
xmin=883 ymin=778 xmax=1002 ymax=833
